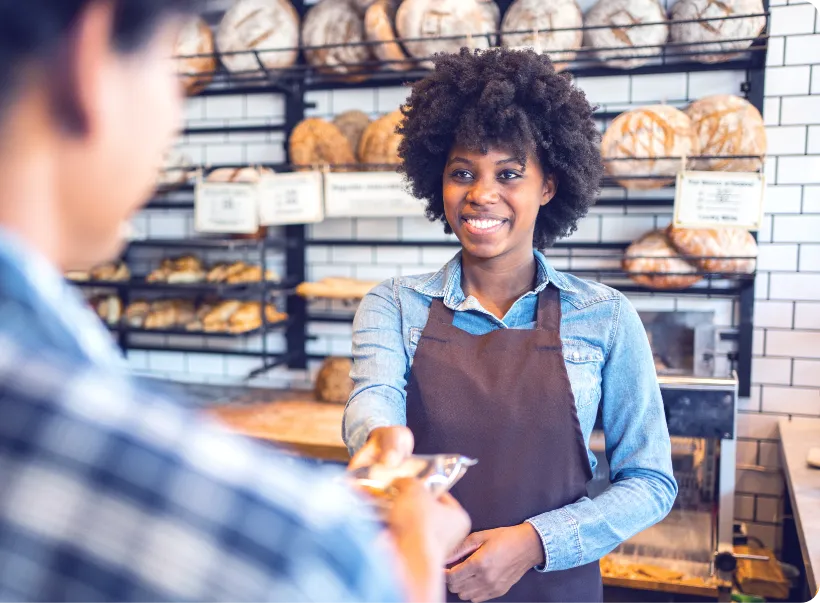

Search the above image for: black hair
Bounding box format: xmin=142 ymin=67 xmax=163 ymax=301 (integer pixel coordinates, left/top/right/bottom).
xmin=0 ymin=0 xmax=199 ymax=117
xmin=398 ymin=48 xmax=603 ymax=249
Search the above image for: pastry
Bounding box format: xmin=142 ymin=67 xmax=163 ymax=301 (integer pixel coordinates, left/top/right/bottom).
xmin=501 ymin=0 xmax=583 ymax=70
xmin=144 ymin=299 xmax=195 ymax=330
xmin=125 ymin=301 xmax=151 ymax=328
xmin=667 ymin=226 xmax=757 ymax=273
xmin=395 ymin=0 xmax=498 ymax=62
xmin=216 ymin=0 xmax=300 ymax=76
xmin=289 ymin=118 xmax=357 ymax=170
xmin=296 ymin=277 xmax=380 ymax=300
xmin=147 ymin=256 xmax=205 ymax=283
xmin=302 ymin=0 xmax=372 ymax=80
xmin=91 ymin=261 xmax=130 ymax=282
xmin=315 ymin=357 xmax=354 ymax=404
xmin=364 ymin=0 xmax=414 ymax=71
xmin=685 ymin=95 xmax=767 ymax=172
xmin=600 ymin=105 xmax=699 ymax=190
xmin=358 ymin=110 xmax=403 ymax=169
xmin=65 ymin=270 xmax=90 ymax=282
xmin=175 ymin=16 xmax=216 ymax=95
xmin=90 ymin=295 xmax=122 ymax=326
xmin=333 ymin=110 xmax=373 ymax=159
xmin=670 ymin=0 xmax=765 ymax=64
xmin=623 ymin=230 xmax=703 ymax=289
xmin=226 ymin=265 xmax=278 ymax=284
xmin=583 ymin=0 xmax=669 ymax=69
xmin=203 ymin=300 xmax=243 ymax=332
xmin=227 ymin=302 xmax=287 ymax=333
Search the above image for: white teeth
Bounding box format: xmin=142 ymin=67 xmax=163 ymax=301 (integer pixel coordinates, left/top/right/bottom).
xmin=466 ymin=218 xmax=503 ymax=230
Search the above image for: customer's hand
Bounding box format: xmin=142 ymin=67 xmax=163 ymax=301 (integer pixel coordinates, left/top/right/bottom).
xmin=348 ymin=425 xmax=414 ymax=470
xmin=386 ymin=479 xmax=472 ymax=603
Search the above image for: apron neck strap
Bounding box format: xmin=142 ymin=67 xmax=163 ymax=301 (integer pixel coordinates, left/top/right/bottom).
xmin=536 ymin=285 xmax=561 ymax=332
xmin=429 ymin=297 xmax=455 ymax=324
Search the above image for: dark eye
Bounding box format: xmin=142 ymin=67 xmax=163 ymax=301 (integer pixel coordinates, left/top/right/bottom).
xmin=450 ymin=169 xmax=473 ymax=181
xmin=498 ymin=169 xmax=522 ymax=180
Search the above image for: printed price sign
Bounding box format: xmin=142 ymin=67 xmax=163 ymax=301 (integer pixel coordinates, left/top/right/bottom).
xmin=195 ymin=181 xmax=259 ymax=234
xmin=324 ymin=172 xmax=426 ymax=218
xmin=258 ymin=172 xmax=324 ymax=225
xmin=673 ymin=171 xmax=765 ymax=230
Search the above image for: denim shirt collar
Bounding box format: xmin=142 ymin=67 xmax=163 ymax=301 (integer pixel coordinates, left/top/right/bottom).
xmin=409 ymin=249 xmax=578 ymax=310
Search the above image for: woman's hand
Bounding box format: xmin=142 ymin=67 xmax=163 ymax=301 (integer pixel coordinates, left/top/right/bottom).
xmin=348 ymin=425 xmax=414 ymax=470
xmin=387 ymin=479 xmax=472 ymax=603
xmin=445 ymin=524 xmax=545 ymax=603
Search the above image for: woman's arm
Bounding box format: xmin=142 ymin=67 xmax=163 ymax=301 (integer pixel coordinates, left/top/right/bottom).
xmin=343 ymin=279 xmax=410 ymax=455
xmin=526 ymin=294 xmax=678 ymax=571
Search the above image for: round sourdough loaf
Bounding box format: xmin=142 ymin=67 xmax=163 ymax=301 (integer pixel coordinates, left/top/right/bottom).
xmin=501 ymin=0 xmax=583 ymax=71
xmin=365 ymin=0 xmax=415 ymax=70
xmin=290 ymin=118 xmax=357 ymax=170
xmin=670 ymin=0 xmax=765 ymax=64
xmin=600 ymin=105 xmax=699 ymax=190
xmin=315 ymin=357 xmax=355 ymax=404
xmin=623 ymin=230 xmax=703 ymax=289
xmin=358 ymin=110 xmax=404 ymax=169
xmin=685 ymin=94 xmax=766 ymax=172
xmin=666 ymin=226 xmax=758 ymax=273
xmin=583 ymin=0 xmax=669 ymax=69
xmin=302 ymin=0 xmax=372 ymax=79
xmin=333 ymin=110 xmax=373 ymax=160
xmin=217 ymin=0 xmax=300 ymax=76
xmin=176 ymin=17 xmax=217 ymax=95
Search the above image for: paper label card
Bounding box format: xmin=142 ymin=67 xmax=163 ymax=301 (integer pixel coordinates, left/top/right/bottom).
xmin=324 ymin=172 xmax=426 ymax=218
xmin=258 ymin=172 xmax=325 ymax=225
xmin=195 ymin=181 xmax=259 ymax=234
xmin=673 ymin=171 xmax=765 ymax=231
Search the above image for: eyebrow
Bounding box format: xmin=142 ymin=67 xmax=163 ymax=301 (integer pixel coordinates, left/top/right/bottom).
xmin=448 ymin=156 xmax=524 ymax=167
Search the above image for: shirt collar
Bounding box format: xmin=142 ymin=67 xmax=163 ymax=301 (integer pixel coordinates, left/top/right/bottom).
xmin=411 ymin=249 xmax=577 ymax=309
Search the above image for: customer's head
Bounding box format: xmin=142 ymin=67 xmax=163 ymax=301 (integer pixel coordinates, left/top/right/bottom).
xmin=0 ymin=0 xmax=198 ymax=268
xmin=398 ymin=48 xmax=602 ymax=259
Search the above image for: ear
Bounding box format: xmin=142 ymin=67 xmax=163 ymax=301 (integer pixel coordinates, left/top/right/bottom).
xmin=540 ymin=175 xmax=557 ymax=207
xmin=49 ymin=0 xmax=116 ymax=136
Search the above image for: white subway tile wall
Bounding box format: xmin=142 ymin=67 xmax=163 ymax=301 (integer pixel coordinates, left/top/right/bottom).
xmin=118 ymin=3 xmax=820 ymax=553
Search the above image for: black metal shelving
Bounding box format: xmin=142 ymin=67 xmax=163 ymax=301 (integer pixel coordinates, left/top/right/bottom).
xmin=91 ymin=0 xmax=767 ymax=392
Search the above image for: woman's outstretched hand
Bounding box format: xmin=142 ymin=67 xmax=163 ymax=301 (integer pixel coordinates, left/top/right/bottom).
xmin=348 ymin=425 xmax=415 ymax=470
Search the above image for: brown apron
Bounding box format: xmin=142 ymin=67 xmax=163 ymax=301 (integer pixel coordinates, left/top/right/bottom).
xmin=405 ymin=285 xmax=603 ymax=603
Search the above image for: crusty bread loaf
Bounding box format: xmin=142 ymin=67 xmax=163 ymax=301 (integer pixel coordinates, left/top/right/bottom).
xmin=302 ymin=0 xmax=372 ymax=79
xmin=583 ymin=0 xmax=669 ymax=69
xmin=501 ymin=0 xmax=583 ymax=71
xmin=206 ymin=166 xmax=274 ymax=183
xmin=333 ymin=110 xmax=373 ymax=159
xmin=685 ymin=94 xmax=766 ymax=172
xmin=290 ymin=118 xmax=357 ymax=170
xmin=667 ymin=226 xmax=757 ymax=274
xmin=601 ymin=105 xmax=699 ymax=190
xmin=296 ymin=277 xmax=380 ymax=299
xmin=217 ymin=0 xmax=300 ymax=75
xmin=395 ymin=0 xmax=498 ymax=61
xmin=623 ymin=230 xmax=703 ymax=289
xmin=315 ymin=357 xmax=354 ymax=404
xmin=670 ymin=0 xmax=765 ymax=64
xmin=365 ymin=0 xmax=414 ymax=71
xmin=176 ymin=17 xmax=216 ymax=95
xmin=358 ymin=110 xmax=403 ymax=169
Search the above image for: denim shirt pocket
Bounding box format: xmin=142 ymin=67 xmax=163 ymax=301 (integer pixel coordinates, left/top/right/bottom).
xmin=562 ymin=339 xmax=604 ymax=409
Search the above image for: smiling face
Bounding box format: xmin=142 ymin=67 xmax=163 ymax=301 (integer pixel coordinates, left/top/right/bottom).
xmin=443 ymin=145 xmax=556 ymax=262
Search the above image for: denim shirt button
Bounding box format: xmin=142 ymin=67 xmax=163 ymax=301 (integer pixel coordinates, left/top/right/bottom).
xmin=573 ymin=351 xmax=580 ymax=361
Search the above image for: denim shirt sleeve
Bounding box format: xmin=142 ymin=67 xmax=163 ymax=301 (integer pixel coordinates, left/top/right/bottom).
xmin=526 ymin=294 xmax=678 ymax=571
xmin=343 ymin=279 xmax=408 ymax=454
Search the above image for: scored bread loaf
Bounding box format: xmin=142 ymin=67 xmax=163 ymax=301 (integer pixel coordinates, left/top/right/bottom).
xmin=685 ymin=94 xmax=766 ymax=172
xmin=365 ymin=0 xmax=414 ymax=71
xmin=670 ymin=0 xmax=765 ymax=64
xmin=396 ymin=0 xmax=498 ymax=62
xmin=583 ymin=0 xmax=669 ymax=69
xmin=667 ymin=226 xmax=757 ymax=274
xmin=290 ymin=118 xmax=357 ymax=170
xmin=333 ymin=111 xmax=373 ymax=159
xmin=601 ymin=105 xmax=699 ymax=190
xmin=302 ymin=0 xmax=372 ymax=80
xmin=358 ymin=110 xmax=403 ymax=169
xmin=175 ymin=17 xmax=216 ymax=95
xmin=315 ymin=357 xmax=354 ymax=404
xmin=217 ymin=0 xmax=300 ymax=75
xmin=501 ymin=0 xmax=583 ymax=70
xmin=623 ymin=230 xmax=703 ymax=290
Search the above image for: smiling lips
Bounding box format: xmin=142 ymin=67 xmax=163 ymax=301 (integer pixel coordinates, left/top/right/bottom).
xmin=462 ymin=216 xmax=508 ymax=236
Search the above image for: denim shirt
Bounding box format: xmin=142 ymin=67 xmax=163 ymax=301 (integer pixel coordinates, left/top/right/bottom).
xmin=343 ymin=250 xmax=678 ymax=572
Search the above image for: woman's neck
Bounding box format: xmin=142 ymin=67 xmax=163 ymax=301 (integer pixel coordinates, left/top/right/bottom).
xmin=460 ymin=248 xmax=538 ymax=320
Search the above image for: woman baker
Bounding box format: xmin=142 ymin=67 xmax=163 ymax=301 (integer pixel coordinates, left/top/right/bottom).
xmin=344 ymin=48 xmax=678 ymax=603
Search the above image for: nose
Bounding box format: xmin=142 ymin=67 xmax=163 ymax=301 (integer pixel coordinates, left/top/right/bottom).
xmin=466 ymin=177 xmax=501 ymax=206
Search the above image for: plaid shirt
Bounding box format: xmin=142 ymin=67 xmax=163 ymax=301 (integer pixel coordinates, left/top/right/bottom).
xmin=0 ymin=234 xmax=403 ymax=602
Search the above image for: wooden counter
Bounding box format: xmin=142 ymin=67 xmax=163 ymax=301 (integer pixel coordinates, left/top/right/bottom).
xmin=779 ymin=417 xmax=820 ymax=598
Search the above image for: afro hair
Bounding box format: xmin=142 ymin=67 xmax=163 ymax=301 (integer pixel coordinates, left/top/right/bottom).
xmin=397 ymin=48 xmax=603 ymax=248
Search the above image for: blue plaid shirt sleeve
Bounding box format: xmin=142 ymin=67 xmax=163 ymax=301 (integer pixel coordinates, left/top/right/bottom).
xmin=0 ymin=339 xmax=405 ymax=602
